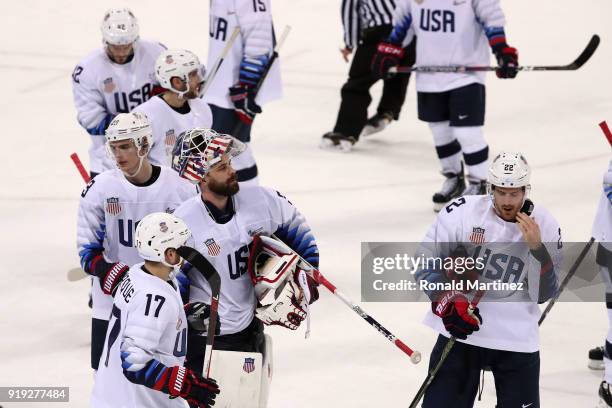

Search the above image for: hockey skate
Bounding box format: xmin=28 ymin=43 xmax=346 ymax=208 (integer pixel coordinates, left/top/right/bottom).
xmin=320 ymin=132 xmax=356 ymax=152
xmin=433 ymin=168 xmax=466 ymax=212
xmin=600 ymin=381 xmax=612 ymax=407
xmin=361 ymin=112 xmax=393 ymax=137
xmin=464 ymin=178 xmax=487 ymax=196
xmin=590 ymin=346 xmax=605 ymax=370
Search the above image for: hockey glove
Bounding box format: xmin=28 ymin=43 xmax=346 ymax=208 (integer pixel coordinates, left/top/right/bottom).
xmin=87 ymin=113 xmax=114 ymax=136
xmin=371 ymin=42 xmax=405 ymax=80
xmin=167 ymin=366 xmax=219 ymax=407
xmin=493 ymin=45 xmax=519 ymax=79
xmin=256 ymin=279 xmax=307 ymax=330
xmin=184 ymin=302 xmax=221 ymax=335
xmin=432 ymin=290 xmax=482 ymax=340
xmin=229 ymin=83 xmax=262 ymax=124
xmin=87 ymin=255 xmax=129 ymax=296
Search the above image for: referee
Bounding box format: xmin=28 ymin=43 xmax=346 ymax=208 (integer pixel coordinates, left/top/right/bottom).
xmin=321 ymin=0 xmax=416 ymax=151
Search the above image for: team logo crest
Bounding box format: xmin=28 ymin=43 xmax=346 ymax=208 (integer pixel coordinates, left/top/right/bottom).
xmin=205 ymin=238 xmax=221 ymax=256
xmin=105 ymin=197 xmax=122 ymax=215
xmin=159 ymin=222 xmax=168 ymax=233
xmin=243 ymin=357 xmax=255 ymax=374
xmin=469 ymin=227 xmax=486 ymax=244
xmin=165 ymin=129 xmax=176 ymax=147
xmin=103 ymin=77 xmax=115 ymax=93
xmin=165 ymin=207 xmax=175 ymax=214
xmin=165 ymin=55 xmax=174 ymax=64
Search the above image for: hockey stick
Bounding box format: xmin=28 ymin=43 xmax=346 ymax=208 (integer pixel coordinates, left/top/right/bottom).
xmin=271 ymin=236 xmax=421 ymax=364
xmin=231 ymin=25 xmax=292 ymax=136
xmin=199 ymin=27 xmax=240 ymax=98
xmin=389 ymin=34 xmax=600 ymax=74
xmin=538 ymin=238 xmax=595 ymax=326
xmin=599 ymin=121 xmax=612 ymax=148
xmin=68 ymin=153 xmax=91 ymax=282
xmin=176 ymin=246 xmax=221 ymax=379
xmin=408 ymin=289 xmax=485 ymax=408
xmin=70 ymin=152 xmax=91 ymax=183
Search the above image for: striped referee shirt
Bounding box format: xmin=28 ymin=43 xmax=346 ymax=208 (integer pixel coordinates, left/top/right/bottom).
xmin=341 ymin=0 xmax=396 ymax=49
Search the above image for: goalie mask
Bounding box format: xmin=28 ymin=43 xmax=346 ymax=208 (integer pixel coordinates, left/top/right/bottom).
xmin=171 ymin=128 xmax=245 ymax=184
xmin=248 ymin=235 xmax=316 ymax=333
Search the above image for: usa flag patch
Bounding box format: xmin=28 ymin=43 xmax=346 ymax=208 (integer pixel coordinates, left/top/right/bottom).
xmin=165 ymin=129 xmax=176 ymax=147
xmin=469 ymin=227 xmax=486 ymax=244
xmin=105 ymin=197 xmax=122 ymax=216
xmin=243 ymin=358 xmax=255 ymax=374
xmin=205 ymin=238 xmax=221 ymax=256
xmin=103 ymin=77 xmax=115 ymax=93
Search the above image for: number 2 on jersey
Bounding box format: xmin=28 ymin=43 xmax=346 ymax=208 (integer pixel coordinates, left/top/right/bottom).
xmin=445 ymin=197 xmax=466 ymax=213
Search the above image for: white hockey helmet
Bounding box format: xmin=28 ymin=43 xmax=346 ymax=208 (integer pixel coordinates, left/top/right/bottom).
xmin=155 ymin=49 xmax=205 ymax=97
xmin=487 ymin=151 xmax=531 ymax=198
xmin=171 ymin=128 xmax=245 ymax=183
xmin=105 ymin=112 xmax=152 ymax=152
xmin=135 ymin=212 xmax=191 ymax=267
xmin=100 ymin=8 xmax=139 ymax=46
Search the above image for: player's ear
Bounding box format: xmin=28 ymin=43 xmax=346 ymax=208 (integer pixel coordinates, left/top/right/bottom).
xmin=164 ymin=248 xmax=180 ymax=266
xmin=170 ymin=76 xmax=185 ymax=92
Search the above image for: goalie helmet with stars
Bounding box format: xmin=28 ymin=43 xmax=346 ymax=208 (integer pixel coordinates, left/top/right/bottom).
xmin=171 ymin=128 xmax=245 ymax=184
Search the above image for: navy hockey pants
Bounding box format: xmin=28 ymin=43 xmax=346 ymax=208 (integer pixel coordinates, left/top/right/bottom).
xmin=422 ymin=334 xmax=540 ymax=408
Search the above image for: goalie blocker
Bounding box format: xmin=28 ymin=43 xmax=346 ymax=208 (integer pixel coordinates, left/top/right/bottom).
xmin=186 ymin=235 xmax=318 ymax=408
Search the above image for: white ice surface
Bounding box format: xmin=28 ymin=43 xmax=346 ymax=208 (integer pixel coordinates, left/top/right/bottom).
xmin=1 ymin=0 xmax=611 ymax=407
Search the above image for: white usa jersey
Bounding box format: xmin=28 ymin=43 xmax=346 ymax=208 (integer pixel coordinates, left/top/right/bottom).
xmin=175 ymin=186 xmax=318 ymax=335
xmin=205 ymin=0 xmax=282 ymax=109
xmin=91 ymin=265 xmax=188 ymax=408
xmin=77 ymin=167 xmax=197 ymax=320
xmin=134 ymin=95 xmax=213 ymax=167
xmin=392 ymin=0 xmax=505 ymax=92
xmin=592 ymin=160 xmax=612 ymax=251
xmin=71 ymin=40 xmax=166 ymax=173
xmin=416 ymin=195 xmax=562 ymax=352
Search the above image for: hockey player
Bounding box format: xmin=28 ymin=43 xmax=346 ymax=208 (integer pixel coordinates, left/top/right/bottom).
xmin=320 ymin=0 xmax=416 ymax=152
xmin=205 ymin=0 xmax=282 ymax=184
xmin=72 ymin=8 xmax=166 ymax=177
xmin=134 ymin=49 xmax=213 ymax=167
xmin=371 ymin=0 xmax=519 ymax=211
xmin=171 ymin=128 xmax=319 ymax=406
xmin=77 ymin=112 xmax=197 ymax=371
xmin=414 ymin=152 xmax=561 ymax=408
xmin=587 ymin=161 xmax=612 ymax=406
xmin=91 ymin=212 xmax=220 ymax=408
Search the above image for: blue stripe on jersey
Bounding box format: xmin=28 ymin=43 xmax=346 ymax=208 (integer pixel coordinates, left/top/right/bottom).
xmin=275 ymin=213 xmax=319 ymax=268
xmin=388 ymin=13 xmax=412 ymax=44
xmin=604 ymin=184 xmax=612 ymax=203
xmin=79 ymin=242 xmax=104 ymax=270
xmin=484 ymin=26 xmax=507 ymax=47
xmin=86 ymin=114 xmax=113 ymax=136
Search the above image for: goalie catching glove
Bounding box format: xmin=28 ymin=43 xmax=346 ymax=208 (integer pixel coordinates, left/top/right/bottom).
xmin=248 ymin=235 xmax=319 ymax=332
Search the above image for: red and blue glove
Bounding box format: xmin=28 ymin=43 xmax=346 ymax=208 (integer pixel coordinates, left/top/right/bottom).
xmin=432 ymin=290 xmax=482 ymax=340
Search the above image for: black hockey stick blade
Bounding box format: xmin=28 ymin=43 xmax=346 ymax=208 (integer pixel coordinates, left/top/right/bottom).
xmin=527 ymin=34 xmax=600 ymax=71
xmin=176 ymin=246 xmax=221 ymax=294
xmin=568 ymin=34 xmax=600 ymax=69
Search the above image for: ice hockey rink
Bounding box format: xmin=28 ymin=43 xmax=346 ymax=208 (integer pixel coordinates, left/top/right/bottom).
xmin=1 ymin=0 xmax=611 ymax=406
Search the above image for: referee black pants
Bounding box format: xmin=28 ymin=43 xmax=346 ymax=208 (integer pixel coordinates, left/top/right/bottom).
xmin=333 ymin=25 xmax=416 ymax=139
